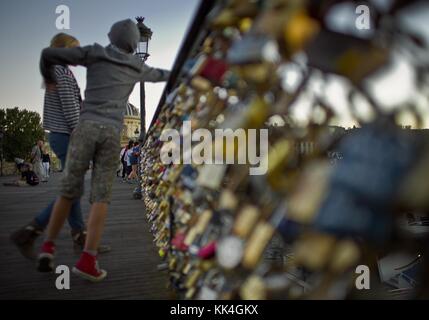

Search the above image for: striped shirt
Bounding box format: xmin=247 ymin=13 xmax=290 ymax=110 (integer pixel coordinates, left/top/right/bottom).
xmin=43 ymin=65 xmax=81 ymax=134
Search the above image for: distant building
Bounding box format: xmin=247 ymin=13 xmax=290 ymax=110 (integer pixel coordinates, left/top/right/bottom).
xmin=295 ymin=125 xmax=429 ymax=163
xmin=295 ymin=125 xmax=347 ymax=156
xmin=121 ymin=102 xmax=141 ymax=146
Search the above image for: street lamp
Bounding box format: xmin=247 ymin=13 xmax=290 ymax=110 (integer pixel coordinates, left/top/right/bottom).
xmin=0 ymin=127 xmax=4 ymax=176
xmin=133 ymin=17 xmax=152 ymax=200
xmin=136 ymin=16 xmax=152 ymax=62
xmin=135 ymin=16 xmax=152 ymax=142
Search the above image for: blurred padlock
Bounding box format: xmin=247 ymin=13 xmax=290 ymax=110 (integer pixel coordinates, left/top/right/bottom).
xmin=305 ymin=30 xmax=389 ymax=84
xmin=242 ymin=222 xmax=275 ymax=269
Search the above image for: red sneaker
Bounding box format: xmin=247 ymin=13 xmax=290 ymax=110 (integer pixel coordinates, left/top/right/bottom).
xmin=72 ymin=252 xmax=107 ymax=282
xmin=37 ymin=241 xmax=55 ymax=272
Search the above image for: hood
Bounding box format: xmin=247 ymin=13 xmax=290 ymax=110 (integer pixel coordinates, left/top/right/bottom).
xmin=108 ymin=19 xmax=140 ymax=53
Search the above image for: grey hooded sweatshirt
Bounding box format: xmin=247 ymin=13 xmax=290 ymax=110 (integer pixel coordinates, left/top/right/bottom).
xmin=40 ymin=19 xmax=170 ymax=129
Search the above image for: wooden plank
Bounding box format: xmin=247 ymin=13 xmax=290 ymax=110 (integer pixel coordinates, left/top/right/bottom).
xmin=0 ymin=172 xmax=169 ymax=299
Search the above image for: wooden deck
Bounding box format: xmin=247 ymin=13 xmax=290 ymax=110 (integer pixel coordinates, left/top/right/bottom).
xmin=0 ymin=171 xmax=170 ymax=299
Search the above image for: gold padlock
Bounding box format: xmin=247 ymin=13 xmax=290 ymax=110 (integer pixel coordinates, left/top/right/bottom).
xmin=183 ymin=262 xmax=192 ymax=275
xmin=184 ymin=227 xmax=198 ymax=246
xmin=195 ymin=210 xmax=213 ymax=234
xmin=283 ymin=10 xmax=320 ymax=55
xmin=240 ymin=275 xmax=267 ymax=300
xmin=233 ymin=205 xmax=260 ymax=238
xmin=185 ymin=287 xmax=197 ymax=299
xmin=242 ymin=222 xmax=275 ymax=269
xmin=211 ymin=9 xmax=239 ymax=29
xmin=185 ymin=269 xmax=202 ymax=289
xmin=244 ymin=95 xmax=270 ymax=128
xmin=191 ymin=76 xmax=213 ymax=93
xmin=264 ymin=139 xmax=295 ymax=191
xmin=169 ymin=257 xmax=177 ymax=270
xmin=294 ymin=232 xmax=337 ymax=271
xmin=201 ymin=260 xmax=216 ymax=272
xmin=235 ymin=63 xmax=277 ymax=89
xmin=219 ymin=189 xmax=239 ymax=211
xmin=329 ymin=240 xmax=361 ymax=273
xmin=287 ymin=160 xmax=331 ymax=224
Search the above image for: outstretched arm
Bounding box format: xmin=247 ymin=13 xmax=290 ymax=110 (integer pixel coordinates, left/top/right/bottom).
xmin=40 ymin=46 xmax=92 ymax=84
xmin=141 ymin=64 xmax=170 ymax=83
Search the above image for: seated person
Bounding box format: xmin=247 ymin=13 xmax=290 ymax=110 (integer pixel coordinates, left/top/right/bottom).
xmin=3 ymin=164 xmax=40 ymax=187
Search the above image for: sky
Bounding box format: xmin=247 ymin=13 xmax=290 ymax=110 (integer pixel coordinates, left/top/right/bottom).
xmin=0 ymin=0 xmax=199 ymax=126
xmin=0 ymin=0 xmax=428 ymax=129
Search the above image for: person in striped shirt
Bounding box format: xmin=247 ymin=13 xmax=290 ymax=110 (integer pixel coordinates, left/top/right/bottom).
xmin=10 ymin=33 xmax=110 ymax=259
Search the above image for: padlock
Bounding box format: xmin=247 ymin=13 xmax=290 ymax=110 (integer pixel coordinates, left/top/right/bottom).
xmin=242 ymin=222 xmax=275 ymax=269
xmin=185 ymin=269 xmax=203 ymax=289
xmin=218 ymin=189 xmax=239 ymax=211
xmin=169 ymin=256 xmax=177 ymax=271
xmin=244 ymin=95 xmax=270 ymax=128
xmin=227 ymin=34 xmax=280 ymax=65
xmin=172 ymin=231 xmax=189 ymax=252
xmin=329 ymin=240 xmax=361 ymax=273
xmin=195 ymin=210 xmax=213 ymax=233
xmin=287 ymin=160 xmax=331 ymax=224
xmin=191 ymin=76 xmax=213 ymax=93
xmin=199 ymin=57 xmax=229 ymax=85
xmin=185 ymin=287 xmax=197 ymax=299
xmin=196 ymin=164 xmax=227 ymax=190
xmin=264 ymin=139 xmax=298 ymax=191
xmin=240 ymin=275 xmax=267 ymax=300
xmin=233 ymin=205 xmax=260 ymax=238
xmin=210 ymin=8 xmax=240 ymax=29
xmin=282 ymin=9 xmax=319 ymax=56
xmin=251 ymin=1 xmax=292 ymax=39
xmin=197 ymin=241 xmax=217 ymax=260
xmin=183 ymin=261 xmax=192 ymax=275
xmin=234 ymin=63 xmax=278 ymax=89
xmin=293 ymin=232 xmax=336 ymax=271
xmin=305 ymin=29 xmax=389 ymax=84
xmin=183 ymin=210 xmax=212 ymax=246
xmin=216 ymin=235 xmax=245 ymax=270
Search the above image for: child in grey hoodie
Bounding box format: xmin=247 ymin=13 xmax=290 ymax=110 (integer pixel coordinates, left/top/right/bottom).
xmin=37 ymin=19 xmax=170 ymax=281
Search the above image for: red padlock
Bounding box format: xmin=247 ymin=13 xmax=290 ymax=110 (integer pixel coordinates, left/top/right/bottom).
xmin=199 ymin=57 xmax=229 ymax=85
xmin=171 ymin=232 xmax=189 ymax=252
xmin=198 ymin=241 xmax=217 ymax=259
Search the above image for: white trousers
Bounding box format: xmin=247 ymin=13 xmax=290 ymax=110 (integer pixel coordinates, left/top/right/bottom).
xmin=42 ymin=162 xmax=50 ymax=180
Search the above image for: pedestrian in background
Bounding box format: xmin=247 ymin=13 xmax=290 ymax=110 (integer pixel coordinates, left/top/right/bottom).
xmin=119 ymin=142 xmax=130 ymax=179
xmin=124 ymin=140 xmax=133 ymax=182
xmin=30 ymin=140 xmax=44 ymax=182
xmin=127 ymin=141 xmax=140 ymax=182
xmin=42 ymin=147 xmax=51 ymax=182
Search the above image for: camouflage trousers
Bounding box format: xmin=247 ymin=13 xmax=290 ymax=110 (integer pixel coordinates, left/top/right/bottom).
xmin=61 ymin=120 xmax=121 ymax=203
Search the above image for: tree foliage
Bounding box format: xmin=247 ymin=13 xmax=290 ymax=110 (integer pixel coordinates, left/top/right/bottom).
xmin=0 ymin=107 xmax=45 ymax=161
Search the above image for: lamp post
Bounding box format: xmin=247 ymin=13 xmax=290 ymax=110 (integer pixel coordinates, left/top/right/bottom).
xmin=135 ymin=16 xmax=152 ymax=142
xmin=133 ymin=17 xmax=152 ymax=200
xmin=0 ymin=127 xmax=4 ymax=176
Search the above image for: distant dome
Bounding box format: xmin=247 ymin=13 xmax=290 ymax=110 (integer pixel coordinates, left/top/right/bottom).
xmin=125 ymin=102 xmax=140 ymax=117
